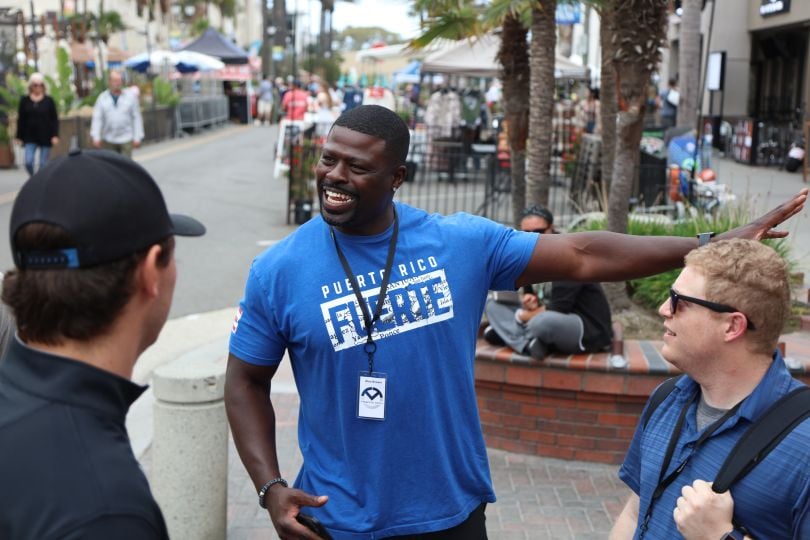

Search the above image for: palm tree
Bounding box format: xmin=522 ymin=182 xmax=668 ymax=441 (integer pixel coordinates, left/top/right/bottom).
xmin=606 ymin=0 xmax=668 ymax=235
xmin=496 ymin=12 xmax=530 ymax=225
xmin=525 ymin=0 xmax=556 ymax=209
xmin=318 ymin=0 xmax=356 ymax=56
xmin=677 ymin=0 xmax=701 ymax=128
xmin=410 ymin=0 xmax=528 ymax=225
xmin=598 ymin=0 xmax=617 ymax=196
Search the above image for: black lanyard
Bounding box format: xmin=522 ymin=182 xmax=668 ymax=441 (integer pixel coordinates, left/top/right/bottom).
xmin=638 ymin=391 xmax=743 ymax=538
xmin=329 ymin=210 xmax=398 ymax=375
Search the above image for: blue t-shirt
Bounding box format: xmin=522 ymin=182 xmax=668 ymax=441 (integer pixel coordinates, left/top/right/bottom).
xmin=619 ymin=352 xmax=810 ymax=539
xmin=230 ymin=202 xmax=537 ymax=538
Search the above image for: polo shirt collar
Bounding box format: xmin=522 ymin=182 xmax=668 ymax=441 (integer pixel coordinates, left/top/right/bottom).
xmin=672 ymin=349 xmax=793 ymax=422
xmin=1 ymin=337 xmax=146 ymax=420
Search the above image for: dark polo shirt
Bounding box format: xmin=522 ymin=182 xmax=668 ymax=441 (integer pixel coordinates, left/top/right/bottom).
xmin=0 ymin=338 xmax=169 ymax=539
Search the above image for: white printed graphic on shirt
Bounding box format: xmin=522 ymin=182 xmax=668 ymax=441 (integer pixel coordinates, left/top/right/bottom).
xmin=320 ymin=263 xmax=454 ymax=352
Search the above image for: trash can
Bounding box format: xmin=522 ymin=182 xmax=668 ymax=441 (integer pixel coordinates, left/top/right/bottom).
xmin=228 ymin=95 xmax=248 ymax=124
xmin=638 ymin=150 xmax=667 ymax=207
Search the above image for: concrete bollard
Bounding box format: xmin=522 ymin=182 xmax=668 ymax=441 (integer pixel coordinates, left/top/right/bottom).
xmin=151 ymin=340 xmax=229 ymax=540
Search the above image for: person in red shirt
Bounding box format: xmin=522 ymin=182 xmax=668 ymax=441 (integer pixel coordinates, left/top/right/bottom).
xmin=281 ymin=80 xmax=309 ymax=121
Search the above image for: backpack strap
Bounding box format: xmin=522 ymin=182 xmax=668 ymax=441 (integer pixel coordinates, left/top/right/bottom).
xmin=642 ymin=376 xmax=683 ymax=430
xmin=713 ymin=386 xmax=810 ymax=493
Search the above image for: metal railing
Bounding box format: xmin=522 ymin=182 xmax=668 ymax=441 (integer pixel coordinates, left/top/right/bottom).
xmin=175 ymin=96 xmax=229 ymax=134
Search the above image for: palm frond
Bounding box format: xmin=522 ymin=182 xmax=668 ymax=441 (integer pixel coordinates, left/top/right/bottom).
xmin=408 ymin=5 xmax=483 ymax=49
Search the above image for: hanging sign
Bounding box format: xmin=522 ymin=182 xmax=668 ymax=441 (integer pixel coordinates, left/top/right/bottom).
xmin=555 ymin=3 xmax=582 ymax=25
xmin=760 ymin=0 xmax=790 ymax=17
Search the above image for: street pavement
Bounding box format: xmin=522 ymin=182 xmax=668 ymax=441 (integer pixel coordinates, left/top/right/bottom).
xmin=1 ymin=124 xmax=808 ymax=538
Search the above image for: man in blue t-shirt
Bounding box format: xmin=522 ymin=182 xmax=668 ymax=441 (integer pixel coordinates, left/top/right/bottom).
xmin=610 ymin=240 xmax=810 ymax=540
xmin=226 ymin=104 xmax=807 ymax=539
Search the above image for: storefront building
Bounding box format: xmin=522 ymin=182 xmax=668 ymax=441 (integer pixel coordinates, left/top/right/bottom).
xmin=666 ymin=0 xmax=810 ymax=165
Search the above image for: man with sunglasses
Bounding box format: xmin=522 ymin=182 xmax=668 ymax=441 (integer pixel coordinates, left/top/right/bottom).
xmin=611 ymin=239 xmax=810 ymax=540
xmin=483 ymin=206 xmax=613 ymax=359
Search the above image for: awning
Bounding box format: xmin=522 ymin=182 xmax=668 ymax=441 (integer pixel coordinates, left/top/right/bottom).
xmin=70 ymin=42 xmax=130 ymax=65
xmin=179 ymin=28 xmax=249 ymax=65
xmin=421 ymin=33 xmax=589 ymax=80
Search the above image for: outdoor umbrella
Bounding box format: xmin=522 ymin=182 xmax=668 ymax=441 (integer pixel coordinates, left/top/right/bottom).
xmin=124 ymin=50 xmax=225 ymax=73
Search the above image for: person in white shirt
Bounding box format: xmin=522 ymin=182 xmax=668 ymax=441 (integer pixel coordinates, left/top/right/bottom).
xmin=90 ymin=70 xmax=144 ymax=158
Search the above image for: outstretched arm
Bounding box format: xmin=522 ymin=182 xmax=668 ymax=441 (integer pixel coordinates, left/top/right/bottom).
xmin=517 ymin=188 xmax=807 ymax=287
xmin=225 ymin=354 xmax=327 ymax=539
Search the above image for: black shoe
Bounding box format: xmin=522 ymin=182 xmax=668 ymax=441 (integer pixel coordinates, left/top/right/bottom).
xmin=525 ymin=338 xmax=547 ymax=360
xmin=483 ymin=325 xmax=505 ymax=346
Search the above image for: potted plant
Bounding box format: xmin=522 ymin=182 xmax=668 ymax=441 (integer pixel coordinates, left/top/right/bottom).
xmin=0 ymin=73 xmax=24 ymax=169
xmin=0 ymin=122 xmax=14 ymax=168
xmin=288 ymin=138 xmax=320 ymax=224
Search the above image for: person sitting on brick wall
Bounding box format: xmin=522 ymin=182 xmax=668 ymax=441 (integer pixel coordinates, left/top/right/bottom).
xmin=483 ymin=205 xmax=613 ymax=359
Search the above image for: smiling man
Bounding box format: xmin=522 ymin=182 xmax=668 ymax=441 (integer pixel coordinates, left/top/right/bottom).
xmin=226 ymin=105 xmax=807 ymax=539
xmin=610 ymin=239 xmax=810 ymax=540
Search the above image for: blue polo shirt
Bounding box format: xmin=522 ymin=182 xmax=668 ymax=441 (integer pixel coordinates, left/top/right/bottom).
xmin=619 ymin=351 xmax=810 ymax=539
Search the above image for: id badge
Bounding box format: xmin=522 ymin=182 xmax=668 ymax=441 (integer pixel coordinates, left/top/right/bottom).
xmin=357 ymin=372 xmax=387 ymax=421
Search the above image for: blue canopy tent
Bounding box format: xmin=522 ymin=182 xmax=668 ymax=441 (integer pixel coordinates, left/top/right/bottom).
xmin=393 ymin=60 xmax=421 ymax=84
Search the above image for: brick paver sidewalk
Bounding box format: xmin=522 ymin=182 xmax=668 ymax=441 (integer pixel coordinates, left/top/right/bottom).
xmin=226 ymin=393 xmax=630 ymax=540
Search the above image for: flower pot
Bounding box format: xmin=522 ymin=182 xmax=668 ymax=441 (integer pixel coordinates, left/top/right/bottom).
xmin=0 ymin=143 xmax=15 ymax=169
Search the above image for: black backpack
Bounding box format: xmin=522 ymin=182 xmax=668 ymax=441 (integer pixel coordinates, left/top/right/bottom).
xmin=641 ymin=376 xmax=810 ymax=492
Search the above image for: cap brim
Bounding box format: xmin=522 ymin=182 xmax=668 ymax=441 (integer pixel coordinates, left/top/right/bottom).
xmin=170 ymin=213 xmax=206 ymax=237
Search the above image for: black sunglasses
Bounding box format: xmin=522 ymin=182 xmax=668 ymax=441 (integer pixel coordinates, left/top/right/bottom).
xmin=669 ymin=289 xmax=756 ymax=330
xmin=527 ymin=227 xmax=547 ymax=234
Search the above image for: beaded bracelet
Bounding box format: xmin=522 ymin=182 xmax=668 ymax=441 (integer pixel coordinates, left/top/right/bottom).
xmin=258 ymin=477 xmax=288 ymax=508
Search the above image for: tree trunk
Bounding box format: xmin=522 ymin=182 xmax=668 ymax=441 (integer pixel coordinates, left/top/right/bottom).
xmin=607 ymin=0 xmax=668 ymax=234
xmin=272 ymin=0 xmax=287 ymax=62
xmin=526 ymin=0 xmax=556 ymax=208
xmin=606 ymin=0 xmax=669 ymax=308
xmin=677 ymin=0 xmax=701 ymax=128
xmin=498 ymin=14 xmax=530 ymax=226
xmin=608 ymin=89 xmax=646 ymax=234
xmin=599 ymin=1 xmax=617 ymax=198
xmin=319 ymin=0 xmax=335 ymax=55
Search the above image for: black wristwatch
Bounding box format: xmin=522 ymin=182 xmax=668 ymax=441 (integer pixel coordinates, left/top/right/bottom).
xmin=258 ymin=477 xmax=288 ymax=508
xmin=697 ymin=231 xmax=715 ymax=247
xmin=721 ymin=528 xmax=745 ymax=540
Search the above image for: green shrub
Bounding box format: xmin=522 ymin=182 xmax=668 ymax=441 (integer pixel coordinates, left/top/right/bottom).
xmin=46 ymin=47 xmax=77 ymax=115
xmin=152 ymin=78 xmax=180 ymax=108
xmin=570 ymin=204 xmax=795 ymax=309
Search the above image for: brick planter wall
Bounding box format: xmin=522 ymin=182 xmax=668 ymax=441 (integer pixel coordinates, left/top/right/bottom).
xmin=475 ymin=333 xmax=810 ymax=465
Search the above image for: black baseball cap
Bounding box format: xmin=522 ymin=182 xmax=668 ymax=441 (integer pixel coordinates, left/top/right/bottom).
xmin=10 ymin=149 xmax=205 ymax=269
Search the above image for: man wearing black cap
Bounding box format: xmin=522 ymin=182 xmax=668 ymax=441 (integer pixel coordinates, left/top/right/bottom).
xmin=484 ymin=205 xmax=613 ymax=359
xmin=0 ymin=149 xmax=205 ymax=539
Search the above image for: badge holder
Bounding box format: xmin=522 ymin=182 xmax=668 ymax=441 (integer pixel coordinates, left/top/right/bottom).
xmin=357 ymin=371 xmax=387 ymax=421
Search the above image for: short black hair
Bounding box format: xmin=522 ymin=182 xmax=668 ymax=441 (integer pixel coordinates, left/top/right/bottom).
xmin=333 ymin=105 xmax=410 ymax=166
xmin=521 ymin=205 xmax=554 ymax=225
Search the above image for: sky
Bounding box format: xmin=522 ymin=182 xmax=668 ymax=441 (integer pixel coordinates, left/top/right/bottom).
xmin=296 ymin=0 xmax=421 ymax=41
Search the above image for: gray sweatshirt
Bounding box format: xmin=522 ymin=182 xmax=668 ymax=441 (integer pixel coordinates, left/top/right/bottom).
xmin=90 ymin=89 xmax=144 ymax=144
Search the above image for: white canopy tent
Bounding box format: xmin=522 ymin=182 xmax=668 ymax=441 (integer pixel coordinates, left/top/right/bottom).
xmin=421 ymin=33 xmax=589 ymax=80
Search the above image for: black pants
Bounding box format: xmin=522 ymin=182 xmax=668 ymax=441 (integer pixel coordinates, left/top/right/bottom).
xmin=385 ymin=504 xmax=487 ymax=540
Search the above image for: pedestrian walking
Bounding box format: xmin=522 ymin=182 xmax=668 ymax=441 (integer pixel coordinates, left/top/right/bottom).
xmin=0 ymin=149 xmax=205 ymax=539
xmin=658 ymin=77 xmax=679 ymax=129
xmin=15 ymin=72 xmax=59 ymax=176
xmin=257 ymin=77 xmax=274 ymax=125
xmin=281 ymin=80 xmax=309 ymax=121
xmin=226 ymin=104 xmax=807 ymax=539
xmin=90 ymin=70 xmax=144 ymax=158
